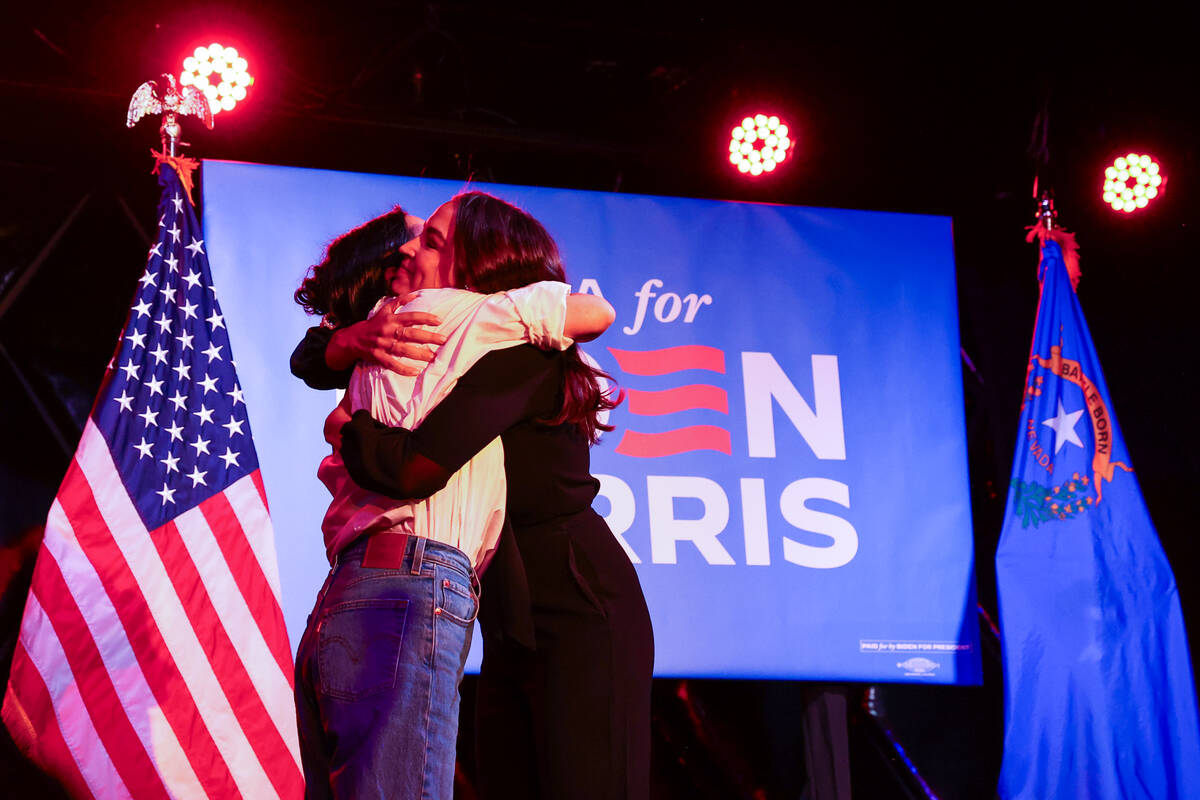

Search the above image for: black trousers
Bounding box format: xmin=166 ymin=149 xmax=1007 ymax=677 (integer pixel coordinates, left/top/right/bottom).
xmin=475 ymin=509 xmax=654 ymax=800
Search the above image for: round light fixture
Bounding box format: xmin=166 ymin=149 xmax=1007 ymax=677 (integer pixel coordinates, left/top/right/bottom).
xmin=180 ymin=43 xmax=254 ymax=115
xmin=1102 ymin=152 xmax=1163 ymax=213
xmin=729 ymin=113 xmax=792 ymax=177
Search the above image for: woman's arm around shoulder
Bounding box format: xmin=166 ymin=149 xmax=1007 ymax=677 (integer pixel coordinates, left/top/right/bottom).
xmin=340 ymin=345 xmax=561 ymax=500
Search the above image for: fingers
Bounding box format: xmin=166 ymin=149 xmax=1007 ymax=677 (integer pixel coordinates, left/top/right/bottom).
xmin=365 ymin=339 xmax=435 ymax=376
xmin=384 ymin=340 xmax=436 ymax=363
xmin=377 ymin=354 xmax=425 ymax=377
xmin=394 ymin=325 xmax=446 ymax=346
xmin=391 ymin=310 xmax=443 ymax=328
xmin=360 ymin=300 xmax=446 ymax=374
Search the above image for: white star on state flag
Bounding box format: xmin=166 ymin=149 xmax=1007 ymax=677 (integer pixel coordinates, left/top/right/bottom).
xmin=195 ymin=405 xmax=215 ymax=425
xmin=180 ymin=299 xmax=199 ymax=319
xmin=227 ymin=385 xmax=245 ymax=406
xmin=114 ymin=391 xmax=134 ymax=412
xmin=133 ymin=299 xmax=152 ymax=318
xmin=223 ymin=416 xmax=245 ymax=437
xmin=207 ymin=310 xmax=225 ymax=330
xmin=203 ymin=343 xmax=223 ymax=362
xmin=190 ymin=435 xmax=211 ymax=456
xmin=219 ymin=447 xmax=240 ymax=468
xmin=179 ymin=331 xmax=194 ymax=351
xmin=155 ymin=314 xmax=173 ymax=334
xmin=1042 ymin=399 xmax=1085 ymax=454
xmin=172 ymin=194 xmax=184 ymax=213
xmin=134 ymin=437 xmax=154 ymax=459
xmin=127 ymin=330 xmax=146 ymax=350
xmin=182 ymin=269 xmax=201 ymax=289
xmin=165 ymin=421 xmax=185 ymax=442
xmin=121 ymin=360 xmax=140 ymax=380
xmin=165 ymin=253 xmax=179 ymax=273
xmin=139 ymin=271 xmax=157 ymax=289
xmin=172 ymin=362 xmax=191 ymax=381
xmin=150 ymin=345 xmax=169 ymax=365
xmin=146 ymin=376 xmax=164 ymax=397
xmin=198 ymin=374 xmax=219 ymax=394
xmin=168 ymin=224 xmax=181 ymax=242
xmin=161 ymin=452 xmax=180 ymax=473
xmin=186 ymin=237 xmax=205 ymax=256
xmin=161 ymin=286 xmax=177 ymax=305
xmin=139 ymin=408 xmax=159 ymax=427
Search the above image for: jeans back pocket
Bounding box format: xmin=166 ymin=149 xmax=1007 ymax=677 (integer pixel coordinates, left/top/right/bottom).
xmin=317 ymin=598 xmax=408 ymax=701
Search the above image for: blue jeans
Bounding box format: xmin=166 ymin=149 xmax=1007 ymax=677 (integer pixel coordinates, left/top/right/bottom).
xmin=295 ymin=534 xmax=479 ymax=800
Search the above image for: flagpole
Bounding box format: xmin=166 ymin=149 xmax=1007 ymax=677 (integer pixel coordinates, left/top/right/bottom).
xmin=997 ymin=180 xmax=1200 ymax=799
xmin=1036 ymin=189 xmax=1055 ymax=231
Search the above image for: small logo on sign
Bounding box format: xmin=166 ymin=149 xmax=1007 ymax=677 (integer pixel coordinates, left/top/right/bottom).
xmin=897 ymin=657 xmax=940 ymax=677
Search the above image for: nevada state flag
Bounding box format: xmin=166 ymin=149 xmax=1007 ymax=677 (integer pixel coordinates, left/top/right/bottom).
xmin=995 ymin=236 xmax=1200 ymax=799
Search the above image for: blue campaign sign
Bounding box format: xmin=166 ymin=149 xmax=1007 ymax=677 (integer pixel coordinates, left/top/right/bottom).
xmin=201 ymin=159 xmax=981 ymax=683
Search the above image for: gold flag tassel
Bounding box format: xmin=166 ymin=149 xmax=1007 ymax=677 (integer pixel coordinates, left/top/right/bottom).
xmin=151 ymin=150 xmax=201 ymax=206
xmin=1025 ymin=220 xmax=1081 ymax=290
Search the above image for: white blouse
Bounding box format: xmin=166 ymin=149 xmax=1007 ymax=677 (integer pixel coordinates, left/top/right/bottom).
xmin=317 ymin=282 xmax=573 ymax=568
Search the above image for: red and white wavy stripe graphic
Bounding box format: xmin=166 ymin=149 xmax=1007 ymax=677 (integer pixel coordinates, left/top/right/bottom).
xmin=607 ymin=345 xmax=725 ymax=375
xmin=615 ymin=426 xmax=733 ymax=458
xmin=609 ymin=346 xmax=731 ymax=458
xmin=625 ymin=384 xmax=729 ymax=416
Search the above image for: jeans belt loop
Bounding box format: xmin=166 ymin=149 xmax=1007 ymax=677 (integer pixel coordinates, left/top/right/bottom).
xmin=411 ymin=535 xmax=427 ymax=575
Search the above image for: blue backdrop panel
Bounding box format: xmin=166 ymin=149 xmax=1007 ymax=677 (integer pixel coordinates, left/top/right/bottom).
xmin=201 ymin=160 xmax=981 ymax=683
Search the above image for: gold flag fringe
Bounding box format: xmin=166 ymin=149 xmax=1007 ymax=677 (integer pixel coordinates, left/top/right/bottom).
xmin=151 ymin=150 xmax=201 ymax=207
xmin=1025 ymin=220 xmax=1081 ymax=290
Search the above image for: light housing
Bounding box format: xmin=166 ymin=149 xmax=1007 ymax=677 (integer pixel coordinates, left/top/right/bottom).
xmin=180 ymin=43 xmax=254 ymax=115
xmin=728 ymin=113 xmax=792 ymax=177
xmin=1103 ymin=152 xmax=1164 ymax=213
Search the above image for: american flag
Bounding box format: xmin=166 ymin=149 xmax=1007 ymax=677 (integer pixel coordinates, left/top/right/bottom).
xmin=2 ymin=161 xmax=303 ymax=798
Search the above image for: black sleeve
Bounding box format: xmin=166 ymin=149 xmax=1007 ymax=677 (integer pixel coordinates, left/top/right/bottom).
xmin=340 ymin=345 xmax=560 ymax=500
xmin=290 ymin=326 xmax=353 ymax=390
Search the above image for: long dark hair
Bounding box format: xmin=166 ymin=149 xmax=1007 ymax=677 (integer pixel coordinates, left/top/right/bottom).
xmin=453 ymin=191 xmax=619 ymax=442
xmin=294 ymin=206 xmax=418 ymax=327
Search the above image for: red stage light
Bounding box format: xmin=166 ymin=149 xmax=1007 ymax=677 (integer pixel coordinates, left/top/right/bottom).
xmin=728 ymin=112 xmax=793 ymax=177
xmin=1103 ymin=152 xmax=1163 ymax=213
xmin=179 ymin=43 xmax=254 ymax=115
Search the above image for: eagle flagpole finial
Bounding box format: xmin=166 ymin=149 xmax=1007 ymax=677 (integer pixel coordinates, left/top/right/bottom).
xmin=126 ymin=73 xmax=214 ymax=157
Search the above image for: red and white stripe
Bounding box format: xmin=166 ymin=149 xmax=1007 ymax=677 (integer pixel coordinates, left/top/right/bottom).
xmin=2 ymin=420 xmax=302 ymax=798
